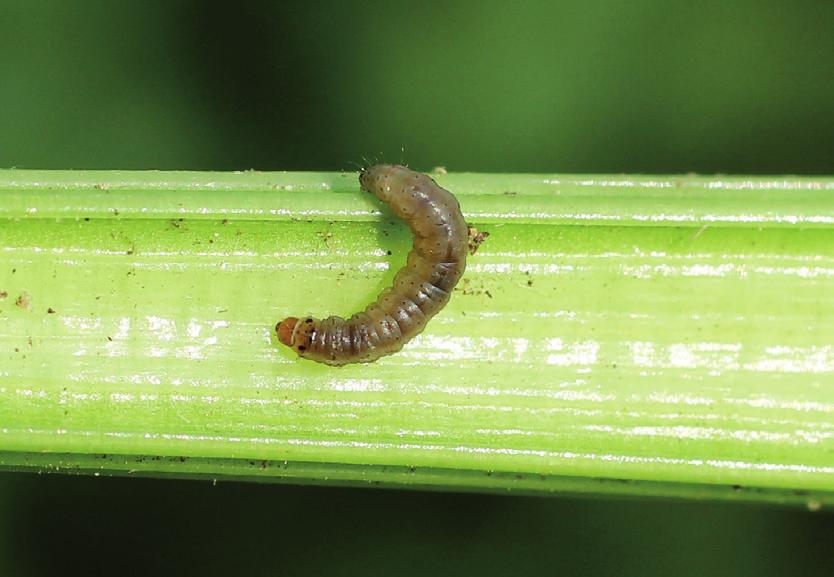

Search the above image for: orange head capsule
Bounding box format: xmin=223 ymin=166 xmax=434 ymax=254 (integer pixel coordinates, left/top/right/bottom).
xmin=276 ymin=317 xmax=298 ymax=347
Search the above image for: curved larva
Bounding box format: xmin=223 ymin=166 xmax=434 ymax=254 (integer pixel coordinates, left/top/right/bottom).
xmin=276 ymin=164 xmax=468 ymax=366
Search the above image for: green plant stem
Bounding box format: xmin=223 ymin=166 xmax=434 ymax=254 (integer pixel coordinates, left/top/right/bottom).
xmin=1 ymin=169 xmax=833 ymax=505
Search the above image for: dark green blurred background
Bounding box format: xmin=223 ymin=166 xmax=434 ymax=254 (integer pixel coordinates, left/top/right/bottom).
xmin=1 ymin=1 xmax=832 ymax=576
xmin=1 ymin=0 xmax=832 ymax=174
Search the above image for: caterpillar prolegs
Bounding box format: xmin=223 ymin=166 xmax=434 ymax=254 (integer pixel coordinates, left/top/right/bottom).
xmin=276 ymin=164 xmax=470 ymax=366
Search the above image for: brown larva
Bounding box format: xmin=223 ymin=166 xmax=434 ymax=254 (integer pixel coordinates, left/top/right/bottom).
xmin=276 ymin=164 xmax=469 ymax=366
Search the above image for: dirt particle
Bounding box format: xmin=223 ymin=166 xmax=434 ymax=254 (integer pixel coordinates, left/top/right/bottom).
xmin=0 ymin=291 xmax=7 ymax=299
xmin=457 ymin=278 xmax=494 ymax=299
xmin=467 ymin=227 xmax=490 ymax=254
xmin=47 ymin=307 xmax=56 ymax=314
xmin=15 ymin=292 xmax=31 ymax=310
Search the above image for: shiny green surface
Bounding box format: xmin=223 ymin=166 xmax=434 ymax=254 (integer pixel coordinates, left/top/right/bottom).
xmin=1 ymin=170 xmax=833 ymax=503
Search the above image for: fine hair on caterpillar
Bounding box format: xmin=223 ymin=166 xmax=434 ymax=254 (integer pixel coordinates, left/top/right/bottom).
xmin=276 ymin=164 xmax=469 ymax=366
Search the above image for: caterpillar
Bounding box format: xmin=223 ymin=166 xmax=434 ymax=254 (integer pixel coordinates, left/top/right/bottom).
xmin=276 ymin=164 xmax=470 ymax=366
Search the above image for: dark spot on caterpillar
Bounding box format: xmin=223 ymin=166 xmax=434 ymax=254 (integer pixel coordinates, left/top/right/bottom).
xmin=276 ymin=165 xmax=469 ymax=365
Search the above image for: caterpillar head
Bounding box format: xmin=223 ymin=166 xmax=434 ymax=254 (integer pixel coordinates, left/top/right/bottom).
xmin=276 ymin=316 xmax=316 ymax=355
